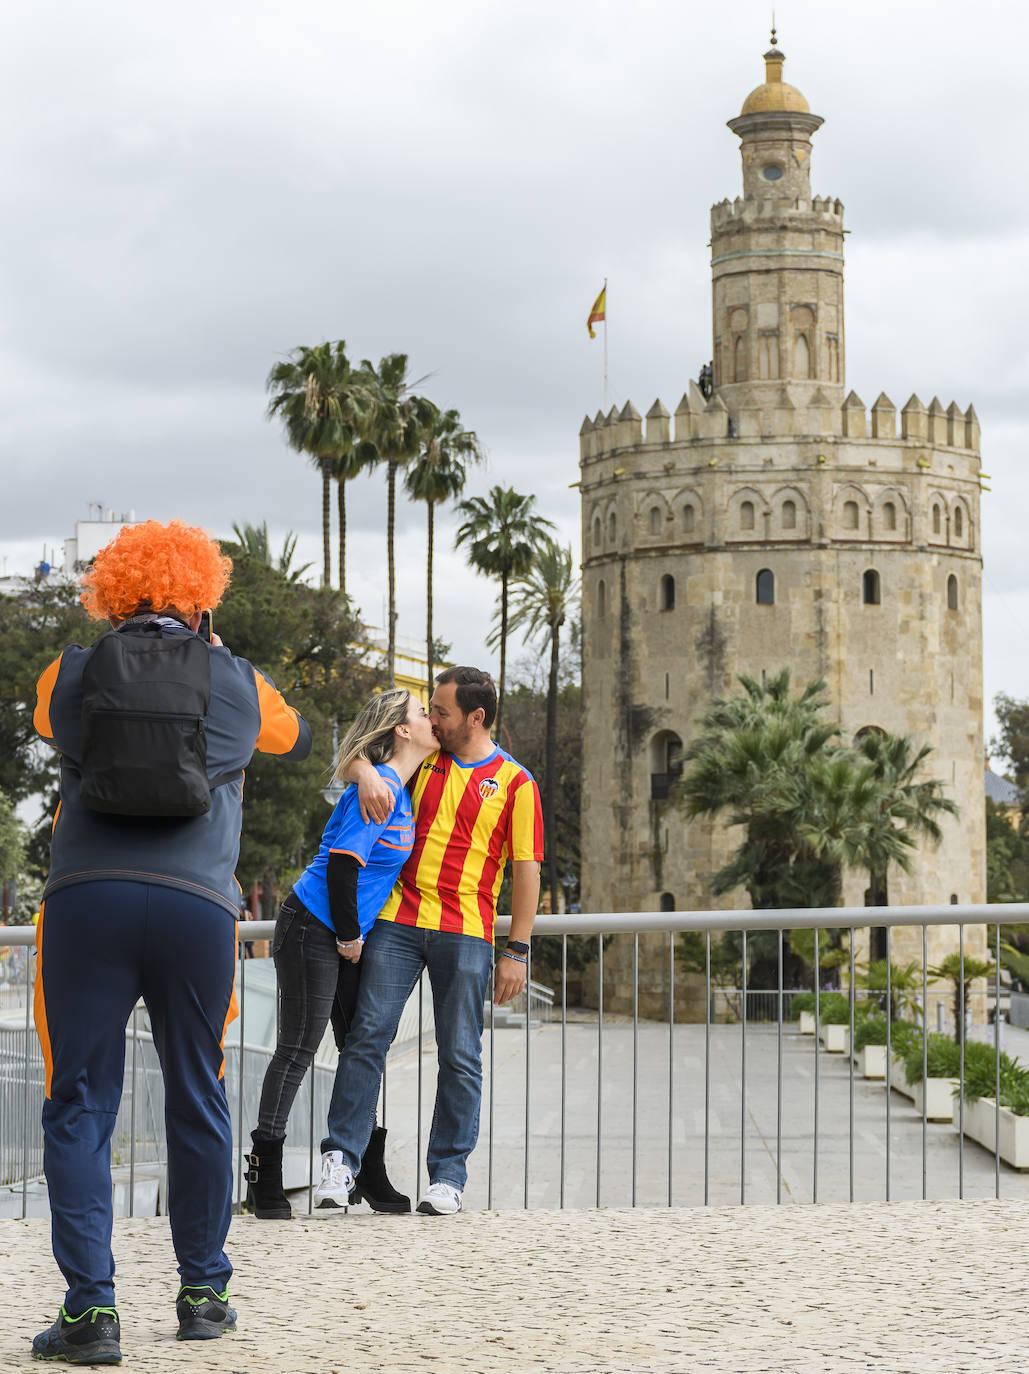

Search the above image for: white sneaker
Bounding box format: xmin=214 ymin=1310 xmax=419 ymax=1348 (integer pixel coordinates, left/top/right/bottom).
xmin=416 ymin=1181 xmax=463 ymax=1215
xmin=314 ymin=1150 xmax=355 ymax=1209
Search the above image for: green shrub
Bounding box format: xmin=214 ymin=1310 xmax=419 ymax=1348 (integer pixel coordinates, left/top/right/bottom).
xmin=959 ymin=1040 xmax=1028 ymax=1110
xmin=789 ymin=992 xmax=814 ymax=1018
xmin=887 ymin=1021 xmax=923 ymax=1059
xmin=902 ymin=1033 xmax=961 ymax=1085
xmin=854 ymin=1016 xmax=920 ymax=1052
xmin=790 ymin=990 xmax=876 ymax=1024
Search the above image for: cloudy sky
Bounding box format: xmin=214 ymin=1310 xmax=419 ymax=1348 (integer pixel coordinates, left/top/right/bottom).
xmin=2 ymin=0 xmax=1027 ymax=744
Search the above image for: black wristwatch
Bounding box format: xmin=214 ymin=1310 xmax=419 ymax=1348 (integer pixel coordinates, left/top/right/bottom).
xmin=507 ymin=939 xmax=530 ymax=955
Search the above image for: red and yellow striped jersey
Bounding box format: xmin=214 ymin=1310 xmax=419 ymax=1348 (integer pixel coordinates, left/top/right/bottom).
xmin=379 ymin=746 xmax=543 ymax=942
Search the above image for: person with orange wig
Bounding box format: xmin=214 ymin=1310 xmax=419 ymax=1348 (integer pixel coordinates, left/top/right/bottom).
xmin=31 ymin=519 xmax=311 ymax=1363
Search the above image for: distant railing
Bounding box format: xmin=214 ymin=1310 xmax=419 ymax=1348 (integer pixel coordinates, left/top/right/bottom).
xmin=2 ymin=902 xmax=1026 ymax=1214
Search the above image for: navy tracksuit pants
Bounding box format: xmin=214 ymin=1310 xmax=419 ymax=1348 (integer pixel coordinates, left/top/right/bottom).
xmin=34 ymin=880 xmax=238 ymax=1312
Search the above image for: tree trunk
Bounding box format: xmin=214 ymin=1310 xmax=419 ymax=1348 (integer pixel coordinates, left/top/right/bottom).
xmin=386 ymin=455 xmax=397 ymax=685
xmin=546 ymin=622 xmax=560 ymax=915
xmin=337 ymin=478 xmax=347 ymax=596
xmin=321 ymin=459 xmax=332 ymax=589
xmin=426 ymin=500 xmax=435 ymax=696
xmin=496 ymin=571 xmax=509 ymax=740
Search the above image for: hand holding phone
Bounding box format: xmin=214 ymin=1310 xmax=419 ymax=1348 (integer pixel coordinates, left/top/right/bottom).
xmin=198 ymin=610 xmax=213 ymax=642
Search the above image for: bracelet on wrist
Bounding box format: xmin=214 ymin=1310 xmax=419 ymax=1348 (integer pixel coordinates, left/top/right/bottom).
xmin=501 ymin=951 xmax=528 ymax=965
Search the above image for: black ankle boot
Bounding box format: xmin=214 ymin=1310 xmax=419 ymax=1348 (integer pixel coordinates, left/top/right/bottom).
xmin=244 ymin=1132 xmax=292 ymax=1219
xmin=353 ymin=1126 xmax=411 ymax=1213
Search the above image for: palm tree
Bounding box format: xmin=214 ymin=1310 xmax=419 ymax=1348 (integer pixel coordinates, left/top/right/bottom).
xmin=454 ymin=486 xmax=554 ymax=740
xmin=404 ymin=406 xmax=485 ymax=692
xmin=230 ymin=522 xmax=312 ymax=583
xmin=489 ymin=540 xmax=579 ymax=912
xmin=265 ymin=341 xmax=373 ymax=590
xmin=360 ymin=354 xmax=435 ymax=682
xmin=928 ymin=952 xmax=995 ymax=1045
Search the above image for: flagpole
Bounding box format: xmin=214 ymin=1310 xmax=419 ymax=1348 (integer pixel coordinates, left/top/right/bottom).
xmin=603 ymin=277 xmax=608 ymax=411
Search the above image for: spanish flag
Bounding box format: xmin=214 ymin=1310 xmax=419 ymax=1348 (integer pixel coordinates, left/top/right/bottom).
xmin=587 ymin=284 xmax=606 ymax=339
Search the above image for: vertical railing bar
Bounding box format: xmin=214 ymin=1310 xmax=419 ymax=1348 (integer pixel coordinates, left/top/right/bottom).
xmin=560 ymin=935 xmax=567 ymax=1210
xmin=129 ymin=1003 xmax=138 ymax=1217
xmin=885 ymin=926 xmax=892 ymax=1203
xmin=417 ymin=970 xmax=424 ymax=1206
xmin=524 ymin=945 xmax=531 ymax=1211
xmin=740 ymin=928 xmax=747 ymax=1206
xmin=596 ymin=934 xmax=604 ymax=1210
xmin=812 ymin=926 xmax=819 ymax=1205
xmin=667 ymin=931 xmax=674 ymax=1209
xmin=488 ymin=949 xmax=495 ymax=1210
xmin=776 ymin=927 xmax=783 ymax=1205
xmin=849 ymin=928 xmax=855 ymax=1204
xmin=22 ymin=945 xmax=31 ymax=1219
xmin=306 ymin=1007 xmax=316 ymax=1215
xmin=631 ymin=933 xmax=638 ymax=1208
xmin=995 ymin=921 xmax=1001 ymax=1200
xmin=704 ymin=931 xmax=710 ymax=1207
xmin=236 ymin=939 xmax=246 ymax=1215
xmin=921 ymin=925 xmax=928 ymax=1201
xmin=959 ymin=924 xmax=965 ymax=1199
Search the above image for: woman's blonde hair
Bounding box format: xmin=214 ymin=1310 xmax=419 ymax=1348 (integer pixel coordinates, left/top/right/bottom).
xmin=332 ymin=689 xmax=413 ymax=783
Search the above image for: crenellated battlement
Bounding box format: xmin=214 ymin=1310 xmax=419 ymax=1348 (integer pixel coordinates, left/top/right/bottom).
xmin=580 ymin=386 xmax=981 ymax=462
xmin=710 ymin=194 xmax=844 ymax=231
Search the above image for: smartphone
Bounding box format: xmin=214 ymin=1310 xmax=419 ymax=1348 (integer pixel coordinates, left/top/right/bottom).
xmin=198 ymin=610 xmax=213 ymax=643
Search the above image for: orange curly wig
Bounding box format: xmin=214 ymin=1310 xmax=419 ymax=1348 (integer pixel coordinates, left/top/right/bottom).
xmin=80 ymin=519 xmax=233 ymax=621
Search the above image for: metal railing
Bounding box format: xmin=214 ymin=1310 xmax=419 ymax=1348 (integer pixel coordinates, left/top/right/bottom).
xmin=2 ymin=901 xmax=1026 ymax=1215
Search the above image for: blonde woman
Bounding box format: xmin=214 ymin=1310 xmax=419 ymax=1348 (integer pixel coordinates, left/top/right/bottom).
xmin=245 ymin=689 xmax=436 ymax=1219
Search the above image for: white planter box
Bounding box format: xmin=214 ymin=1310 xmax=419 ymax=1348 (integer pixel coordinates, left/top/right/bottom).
xmin=818 ymin=1023 xmax=849 ymax=1053
xmin=857 ymin=1044 xmax=886 ymax=1078
xmin=911 ymin=1076 xmax=958 ymax=1122
xmin=955 ymin=1096 xmax=1029 ymax=1169
xmin=799 ymin=1011 xmax=815 ymax=1035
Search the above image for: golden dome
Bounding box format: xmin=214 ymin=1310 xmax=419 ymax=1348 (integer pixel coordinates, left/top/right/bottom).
xmin=740 ymin=47 xmax=810 ymax=116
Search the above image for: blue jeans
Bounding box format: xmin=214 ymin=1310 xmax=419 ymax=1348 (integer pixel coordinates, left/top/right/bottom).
xmin=324 ymin=920 xmax=493 ymax=1191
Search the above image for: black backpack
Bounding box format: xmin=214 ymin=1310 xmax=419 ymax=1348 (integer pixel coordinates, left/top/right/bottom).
xmin=79 ymin=623 xmax=236 ymax=818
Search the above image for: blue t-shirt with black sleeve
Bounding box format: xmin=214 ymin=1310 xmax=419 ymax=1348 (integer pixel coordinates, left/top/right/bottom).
xmin=293 ymin=764 xmax=415 ymax=938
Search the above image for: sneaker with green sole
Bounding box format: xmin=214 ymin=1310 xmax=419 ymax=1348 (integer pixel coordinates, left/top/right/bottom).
xmin=32 ymin=1306 xmax=121 ymax=1365
xmin=175 ymin=1285 xmax=237 ymax=1341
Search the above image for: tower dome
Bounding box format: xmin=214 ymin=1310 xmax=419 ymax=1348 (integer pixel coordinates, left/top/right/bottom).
xmin=740 ymin=46 xmax=810 ymax=114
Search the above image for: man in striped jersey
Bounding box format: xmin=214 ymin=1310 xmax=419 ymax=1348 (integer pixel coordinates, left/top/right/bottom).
xmin=320 ymin=666 xmax=542 ymax=1215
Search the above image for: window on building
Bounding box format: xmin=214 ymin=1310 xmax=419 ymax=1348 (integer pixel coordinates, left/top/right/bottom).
xmin=740 ymin=500 xmax=755 ymax=531
xmin=863 ymin=569 xmax=881 ymax=605
xmin=883 ymin=501 xmax=896 ymax=531
xmin=734 ymin=334 xmax=747 ymax=383
xmin=683 ymin=504 xmax=696 ymax=534
xmin=947 ymin=574 xmax=958 ymax=611
xmin=659 ymin=892 xmax=676 ymax=912
xmin=608 ymin=511 xmax=617 ymax=543
xmin=932 ymin=504 xmax=941 ymax=535
xmin=593 ymin=516 xmax=602 ymax=548
xmin=758 ymin=333 xmax=779 ymax=380
xmin=794 ymin=331 xmax=811 ymax=379
xmin=782 ymin=499 xmax=796 ymax=530
xmin=827 ymin=335 xmax=840 ymax=382
xmin=650 ymin=731 xmax=683 ymax=801
xmin=756 ymin=569 xmax=775 ymax=604
xmin=649 ymin=506 xmax=661 ymax=535
xmin=597 ymin=579 xmax=606 ymax=620
xmin=843 ymin=500 xmax=859 ymax=530
xmin=954 ymin=506 xmax=964 ymax=538
xmin=659 ymin=574 xmax=675 ymax=611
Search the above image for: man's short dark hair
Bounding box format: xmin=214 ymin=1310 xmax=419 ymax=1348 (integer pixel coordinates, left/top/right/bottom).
xmin=435 ymin=666 xmax=498 ymax=729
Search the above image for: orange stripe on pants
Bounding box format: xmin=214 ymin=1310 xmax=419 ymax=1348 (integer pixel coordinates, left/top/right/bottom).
xmin=33 ymin=902 xmax=54 ymax=1098
xmin=218 ymin=920 xmax=240 ymax=1080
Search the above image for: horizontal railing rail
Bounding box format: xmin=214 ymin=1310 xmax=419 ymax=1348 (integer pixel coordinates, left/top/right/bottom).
xmin=3 ymin=902 xmax=1027 ymax=1217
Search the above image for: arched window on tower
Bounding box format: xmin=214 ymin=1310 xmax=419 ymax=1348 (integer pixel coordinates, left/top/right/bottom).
xmin=782 ymin=499 xmax=796 ymax=530
xmin=758 ymin=334 xmax=779 ymax=380
xmin=659 ymin=574 xmax=675 ymax=611
xmin=649 ymin=506 xmax=661 ymax=535
xmin=947 ymin=575 xmax=959 ymax=611
xmin=827 ymin=335 xmax=840 ymax=382
xmin=794 ymin=332 xmax=811 ymax=379
xmin=756 ymin=569 xmax=775 ymax=604
xmin=597 ymin=579 xmax=606 ymax=620
xmin=592 ymin=516 xmax=602 ymax=549
xmin=659 ymin=892 xmax=676 ymax=912
xmin=932 ymin=504 xmax=942 ymax=536
xmin=740 ymin=500 xmax=755 ymax=531
xmin=863 ymin=570 xmax=881 ymax=605
xmin=954 ymin=506 xmax=964 ymax=538
xmin=650 ymin=731 xmax=683 ymax=801
xmin=843 ymin=500 xmax=859 ymax=530
xmin=734 ymin=334 xmax=747 ymax=383
xmin=883 ymin=502 xmax=897 ymax=531
xmin=608 ymin=511 xmax=617 ymax=543
xmin=683 ymin=504 xmax=696 ymax=534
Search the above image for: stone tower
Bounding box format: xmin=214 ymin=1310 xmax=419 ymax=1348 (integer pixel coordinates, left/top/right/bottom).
xmin=578 ymin=40 xmax=986 ymax=1012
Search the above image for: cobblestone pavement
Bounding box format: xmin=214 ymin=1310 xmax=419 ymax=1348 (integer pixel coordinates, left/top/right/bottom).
xmin=4 ymin=1199 xmax=1029 ymax=1372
